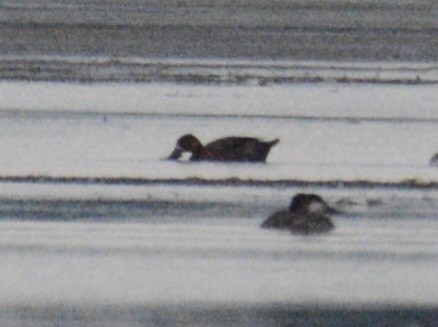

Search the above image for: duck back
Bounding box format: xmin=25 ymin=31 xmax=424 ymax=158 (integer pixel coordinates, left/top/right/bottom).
xmin=291 ymin=215 xmax=334 ymax=235
xmin=201 ymin=137 xmax=279 ymax=162
xmin=260 ymin=210 xmax=291 ymax=229
xmin=261 ymin=211 xmax=334 ymax=234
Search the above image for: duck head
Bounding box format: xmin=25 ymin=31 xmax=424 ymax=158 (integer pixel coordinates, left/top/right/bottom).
xmin=289 ymin=193 xmax=340 ymax=215
xmin=167 ymin=134 xmax=203 ymax=160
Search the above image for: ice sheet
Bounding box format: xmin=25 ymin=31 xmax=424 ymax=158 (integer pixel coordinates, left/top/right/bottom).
xmin=1 ymin=216 xmax=437 ymax=307
xmin=1 ymin=81 xmax=437 ymax=119
xmin=0 ymin=82 xmax=437 ymax=184
xmin=1 ymin=182 xmax=437 ymax=307
xmin=0 ymin=79 xmax=437 ymax=318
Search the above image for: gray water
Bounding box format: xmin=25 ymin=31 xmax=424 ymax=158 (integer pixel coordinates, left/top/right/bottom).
xmin=0 ymin=0 xmax=437 ymax=83
xmin=1 ymin=304 xmax=437 ymax=326
xmin=1 ymin=0 xmax=437 ymax=61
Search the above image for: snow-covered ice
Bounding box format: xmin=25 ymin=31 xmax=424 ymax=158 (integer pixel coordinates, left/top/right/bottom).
xmin=0 ymin=81 xmax=436 ymax=184
xmin=1 ymin=81 xmax=437 ymax=119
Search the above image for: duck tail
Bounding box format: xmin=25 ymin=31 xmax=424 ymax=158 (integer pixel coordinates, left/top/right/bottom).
xmin=268 ymin=138 xmax=280 ymax=147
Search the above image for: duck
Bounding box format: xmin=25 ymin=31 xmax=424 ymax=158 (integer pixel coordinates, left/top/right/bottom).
xmin=429 ymin=153 xmax=438 ymax=166
xmin=167 ymin=134 xmax=279 ymax=162
xmin=261 ymin=193 xmax=339 ymax=234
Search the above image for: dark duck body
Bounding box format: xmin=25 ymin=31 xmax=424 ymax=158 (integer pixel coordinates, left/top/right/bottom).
xmin=430 ymin=153 xmax=438 ymax=165
xmin=261 ymin=194 xmax=339 ymax=235
xmin=167 ymin=134 xmax=279 ymax=162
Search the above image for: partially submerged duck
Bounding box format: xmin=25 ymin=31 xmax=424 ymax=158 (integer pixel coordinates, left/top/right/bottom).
xmin=261 ymin=193 xmax=339 ymax=234
xmin=167 ymin=134 xmax=279 ymax=162
xmin=430 ymin=153 xmax=438 ymax=166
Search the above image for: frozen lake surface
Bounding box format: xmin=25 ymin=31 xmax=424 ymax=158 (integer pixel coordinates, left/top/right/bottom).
xmin=0 ymin=80 xmax=437 ymax=325
xmin=1 ymin=185 xmax=438 ymax=325
xmin=1 ymin=1 xmax=437 ymax=324
xmin=0 ymin=82 xmax=437 ymax=184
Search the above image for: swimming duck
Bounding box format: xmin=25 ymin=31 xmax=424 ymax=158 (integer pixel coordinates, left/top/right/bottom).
xmin=261 ymin=193 xmax=339 ymax=234
xmin=430 ymin=153 xmax=438 ymax=165
xmin=167 ymin=134 xmax=279 ymax=162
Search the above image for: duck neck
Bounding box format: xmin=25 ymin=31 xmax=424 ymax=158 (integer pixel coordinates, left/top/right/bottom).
xmin=190 ymin=142 xmax=204 ymax=160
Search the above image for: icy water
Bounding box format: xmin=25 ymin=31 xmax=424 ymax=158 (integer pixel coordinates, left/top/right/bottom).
xmin=1 ymin=185 xmax=438 ymax=326
xmin=0 ymin=0 xmax=437 ymax=83
xmin=1 ymin=0 xmax=438 ymax=325
xmin=1 ymin=0 xmax=437 ymax=62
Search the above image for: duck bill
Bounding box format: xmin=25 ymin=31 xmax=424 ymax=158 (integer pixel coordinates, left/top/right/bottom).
xmin=167 ymin=145 xmax=184 ymax=160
